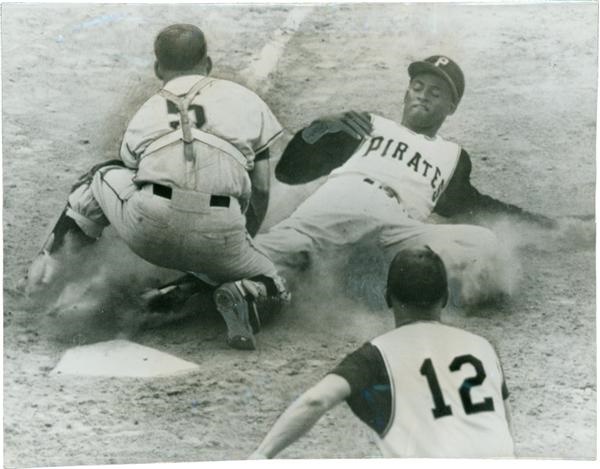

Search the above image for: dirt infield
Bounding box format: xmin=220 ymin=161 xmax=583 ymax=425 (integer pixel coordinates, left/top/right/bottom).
xmin=2 ymin=2 xmax=596 ymax=466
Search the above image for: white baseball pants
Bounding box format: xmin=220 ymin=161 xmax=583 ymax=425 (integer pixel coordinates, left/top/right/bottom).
xmin=67 ymin=166 xmax=278 ymax=283
xmin=256 ymin=175 xmax=514 ymax=304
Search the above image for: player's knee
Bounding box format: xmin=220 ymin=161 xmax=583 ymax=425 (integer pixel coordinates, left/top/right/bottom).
xmin=66 ymin=185 xmax=109 ymax=238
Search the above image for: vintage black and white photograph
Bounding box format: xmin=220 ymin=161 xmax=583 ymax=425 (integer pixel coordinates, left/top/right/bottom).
xmin=2 ymin=0 xmax=597 ymax=466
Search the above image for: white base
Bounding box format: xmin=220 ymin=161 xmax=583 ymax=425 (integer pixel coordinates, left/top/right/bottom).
xmin=51 ymin=339 xmax=200 ymax=378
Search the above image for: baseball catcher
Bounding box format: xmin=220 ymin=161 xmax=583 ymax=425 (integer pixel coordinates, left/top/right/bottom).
xmin=19 ymin=24 xmax=290 ymax=350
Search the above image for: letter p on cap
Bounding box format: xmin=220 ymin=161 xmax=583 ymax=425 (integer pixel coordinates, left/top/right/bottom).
xmin=434 ymin=56 xmax=450 ymax=67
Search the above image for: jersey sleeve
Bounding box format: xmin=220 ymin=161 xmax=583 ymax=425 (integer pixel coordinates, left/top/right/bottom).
xmin=329 ymin=342 xmax=392 ymax=436
xmin=119 ymin=139 xmax=139 ymax=169
xmin=118 ymin=95 xmax=170 ymax=169
xmin=251 ymin=98 xmax=283 ymax=155
xmin=434 ymin=149 xmax=555 ymax=226
xmin=330 ymin=342 xmax=386 ymax=394
xmin=487 ymin=339 xmax=510 ymax=401
xmin=275 ymin=125 xmax=362 ymax=184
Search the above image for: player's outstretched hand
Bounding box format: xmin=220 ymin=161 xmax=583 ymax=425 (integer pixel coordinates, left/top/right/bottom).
xmin=302 ymin=111 xmax=373 ymax=144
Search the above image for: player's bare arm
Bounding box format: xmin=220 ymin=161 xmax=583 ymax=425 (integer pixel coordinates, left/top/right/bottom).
xmin=250 ymin=374 xmax=351 ymax=459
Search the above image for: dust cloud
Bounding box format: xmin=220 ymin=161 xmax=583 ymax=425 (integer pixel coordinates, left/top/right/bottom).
xmin=20 ymin=230 xmax=176 ymax=345
xmin=272 ymin=213 xmax=595 ymax=342
xmin=18 ymin=212 xmax=594 ymax=346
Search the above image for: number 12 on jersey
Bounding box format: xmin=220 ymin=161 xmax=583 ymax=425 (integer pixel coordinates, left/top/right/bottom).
xmin=420 ymin=354 xmax=495 ymax=419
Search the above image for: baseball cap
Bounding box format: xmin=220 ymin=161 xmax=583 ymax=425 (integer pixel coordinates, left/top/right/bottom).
xmin=408 ymin=55 xmax=465 ymax=104
xmin=386 ymin=247 xmax=448 ymax=307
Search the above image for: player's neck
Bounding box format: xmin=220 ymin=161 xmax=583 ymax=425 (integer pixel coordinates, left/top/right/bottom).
xmin=401 ymin=119 xmax=442 ymax=138
xmin=392 ymin=304 xmax=441 ymax=327
xmin=160 ymin=69 xmax=208 ymax=84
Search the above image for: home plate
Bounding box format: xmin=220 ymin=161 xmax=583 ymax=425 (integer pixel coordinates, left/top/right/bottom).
xmin=51 ymin=339 xmax=200 ymax=378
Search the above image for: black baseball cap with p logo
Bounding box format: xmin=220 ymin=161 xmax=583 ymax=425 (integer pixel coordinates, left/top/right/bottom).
xmin=408 ymin=55 xmax=465 ymax=104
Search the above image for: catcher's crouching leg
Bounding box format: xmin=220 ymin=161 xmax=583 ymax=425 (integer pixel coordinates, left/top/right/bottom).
xmin=17 ymin=161 xmax=122 ymax=296
xmin=213 ymin=275 xmax=290 ymax=351
xmin=17 ymin=207 xmax=98 ymax=296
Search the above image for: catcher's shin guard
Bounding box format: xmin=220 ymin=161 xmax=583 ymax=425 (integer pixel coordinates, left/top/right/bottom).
xmin=213 ymin=275 xmax=290 ymax=351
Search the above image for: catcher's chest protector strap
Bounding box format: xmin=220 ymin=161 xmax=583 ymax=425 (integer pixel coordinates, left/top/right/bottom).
xmin=159 ymin=77 xmax=212 ymax=161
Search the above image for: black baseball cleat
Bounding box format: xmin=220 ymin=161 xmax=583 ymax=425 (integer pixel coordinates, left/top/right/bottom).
xmin=213 ymin=281 xmax=258 ymax=351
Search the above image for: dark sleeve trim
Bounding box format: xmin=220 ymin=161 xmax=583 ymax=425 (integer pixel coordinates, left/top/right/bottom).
xmin=330 ymin=342 xmax=392 ymax=437
xmin=502 ymin=380 xmax=509 ymax=400
xmin=434 ymin=149 xmax=552 ymax=225
xmin=275 ymin=127 xmax=361 ymax=184
xmin=254 ymin=148 xmax=270 ymax=162
xmin=255 ymin=129 xmax=283 ymax=155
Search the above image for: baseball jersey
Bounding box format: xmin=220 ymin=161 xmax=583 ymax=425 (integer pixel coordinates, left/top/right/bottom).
xmin=120 ymin=74 xmax=283 ymax=199
xmin=330 ymin=115 xmax=461 ymax=221
xmin=275 ymin=113 xmax=544 ymax=223
xmin=331 ymin=321 xmax=514 ymax=458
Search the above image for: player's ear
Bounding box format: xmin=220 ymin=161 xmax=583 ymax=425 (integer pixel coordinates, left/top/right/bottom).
xmin=441 ymin=289 xmax=449 ymax=308
xmin=446 ymin=101 xmax=457 ymax=116
xmin=205 ymin=56 xmax=213 ymax=75
xmin=154 ymin=61 xmax=163 ymax=80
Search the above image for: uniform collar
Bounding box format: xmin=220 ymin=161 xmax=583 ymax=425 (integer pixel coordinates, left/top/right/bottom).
xmin=395 ymin=318 xmax=441 ymax=328
xmin=401 ymin=122 xmax=440 ymax=142
xmin=163 ymin=74 xmax=209 ymax=93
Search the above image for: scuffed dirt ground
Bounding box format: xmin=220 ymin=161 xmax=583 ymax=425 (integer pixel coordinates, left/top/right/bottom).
xmin=2 ymin=3 xmax=596 ymax=466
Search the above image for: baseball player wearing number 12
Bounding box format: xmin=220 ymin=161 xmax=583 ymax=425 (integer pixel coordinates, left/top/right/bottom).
xmin=257 ymin=55 xmax=554 ymax=305
xmin=19 ymin=24 xmax=289 ymax=350
xmin=250 ymin=248 xmax=515 ymax=459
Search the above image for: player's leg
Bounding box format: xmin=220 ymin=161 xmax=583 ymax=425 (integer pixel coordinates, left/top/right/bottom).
xmin=95 ymin=175 xmax=289 ymax=350
xmin=255 ymin=222 xmax=313 ymax=272
xmin=256 ymin=175 xmax=382 ymax=272
xmin=208 ymin=233 xmax=290 ymax=350
xmin=381 ymin=222 xmax=515 ymax=306
xmin=141 ymin=264 xmax=290 ymax=351
xmin=213 ymin=273 xmax=290 ymax=350
xmin=17 ymin=164 xmax=123 ymax=295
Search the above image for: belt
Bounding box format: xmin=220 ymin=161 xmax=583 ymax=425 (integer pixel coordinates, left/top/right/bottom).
xmin=150 ymin=183 xmax=230 ymax=208
xmin=363 ymin=178 xmax=399 ymax=202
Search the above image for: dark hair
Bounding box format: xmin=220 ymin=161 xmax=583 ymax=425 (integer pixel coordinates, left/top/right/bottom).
xmin=386 ymin=247 xmax=448 ymax=308
xmin=154 ymin=24 xmax=207 ymax=71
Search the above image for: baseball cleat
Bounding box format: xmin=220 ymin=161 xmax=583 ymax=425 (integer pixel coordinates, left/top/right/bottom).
xmin=213 ymin=281 xmax=257 ymax=351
